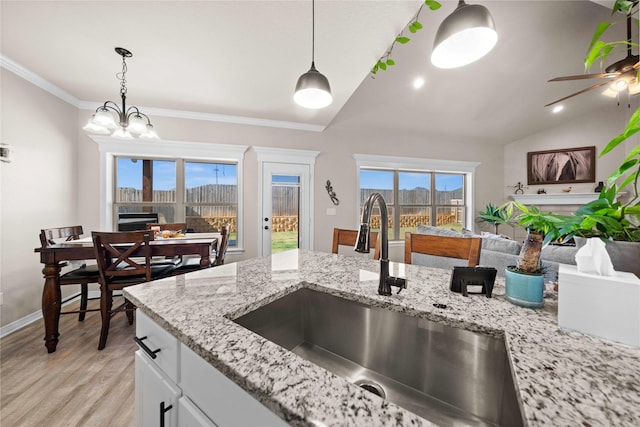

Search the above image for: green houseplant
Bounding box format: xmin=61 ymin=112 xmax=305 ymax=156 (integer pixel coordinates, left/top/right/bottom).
xmin=501 ymin=202 xmax=565 ymax=308
xmin=476 ymin=203 xmax=512 ymax=235
xmin=545 ymin=0 xmax=640 ymax=274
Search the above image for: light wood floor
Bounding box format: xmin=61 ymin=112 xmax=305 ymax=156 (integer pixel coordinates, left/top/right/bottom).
xmin=1 ymin=298 xmax=136 ymax=427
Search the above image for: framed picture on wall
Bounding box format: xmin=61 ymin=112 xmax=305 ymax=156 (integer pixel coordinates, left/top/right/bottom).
xmin=527 ymin=146 xmax=596 ymax=185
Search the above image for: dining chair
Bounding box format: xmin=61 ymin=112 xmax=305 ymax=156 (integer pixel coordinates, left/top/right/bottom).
xmin=404 ymin=232 xmax=482 ymax=266
xmin=40 ymin=226 xmax=100 ymax=321
xmin=332 ymin=228 xmax=381 ymax=260
xmin=92 ymin=230 xmax=177 ymax=350
xmin=174 ymin=223 xmax=230 ymax=274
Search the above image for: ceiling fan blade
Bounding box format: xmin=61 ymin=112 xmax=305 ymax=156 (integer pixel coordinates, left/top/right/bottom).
xmin=545 ymin=80 xmax=611 ymax=107
xmin=548 ymin=72 xmax=618 ymax=82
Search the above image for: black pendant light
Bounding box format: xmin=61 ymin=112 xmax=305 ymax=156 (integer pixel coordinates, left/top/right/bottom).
xmin=294 ymin=0 xmax=332 ymax=109
xmin=431 ymin=0 xmax=497 ymax=69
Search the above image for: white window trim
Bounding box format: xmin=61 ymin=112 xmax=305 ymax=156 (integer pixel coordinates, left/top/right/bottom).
xmin=91 ymin=136 xmax=248 ymax=252
xmin=253 ymin=146 xmax=320 ymax=255
xmin=353 ymin=153 xmax=480 ymax=231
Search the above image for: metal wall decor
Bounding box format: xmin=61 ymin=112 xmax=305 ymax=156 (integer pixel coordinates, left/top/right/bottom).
xmin=325 ymin=180 xmax=339 ymax=205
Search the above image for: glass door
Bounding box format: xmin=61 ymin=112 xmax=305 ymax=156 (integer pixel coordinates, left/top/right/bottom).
xmin=261 ymin=163 xmax=310 ymax=256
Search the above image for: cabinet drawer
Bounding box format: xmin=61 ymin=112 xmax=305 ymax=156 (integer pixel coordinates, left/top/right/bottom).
xmin=135 ymin=310 xmax=180 ymax=383
xmin=180 ymin=345 xmax=288 ymax=427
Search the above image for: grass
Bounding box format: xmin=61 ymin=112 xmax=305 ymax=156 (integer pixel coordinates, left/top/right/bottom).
xmin=271 ymin=231 xmax=299 ymax=253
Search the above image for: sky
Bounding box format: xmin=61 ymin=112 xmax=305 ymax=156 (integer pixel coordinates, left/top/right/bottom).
xmin=117 ymin=158 xmax=237 ymax=190
xmin=360 ymin=170 xmax=463 ymax=191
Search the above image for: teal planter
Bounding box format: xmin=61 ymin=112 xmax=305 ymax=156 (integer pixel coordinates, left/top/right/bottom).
xmin=504 ymin=268 xmax=544 ymax=308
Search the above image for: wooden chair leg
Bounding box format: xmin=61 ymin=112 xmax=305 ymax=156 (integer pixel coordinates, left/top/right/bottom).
xmin=78 ymin=283 xmax=88 ymax=322
xmin=125 ymin=300 xmax=135 ymax=325
xmin=98 ymin=289 xmax=113 ymax=350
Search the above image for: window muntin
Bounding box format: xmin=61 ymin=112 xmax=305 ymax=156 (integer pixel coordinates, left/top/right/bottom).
xmin=114 ymin=157 xmax=238 ymax=246
xmin=359 ymin=169 xmax=466 ymax=240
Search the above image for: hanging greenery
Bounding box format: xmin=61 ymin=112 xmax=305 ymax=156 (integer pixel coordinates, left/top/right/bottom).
xmin=370 ymin=0 xmax=441 ymax=76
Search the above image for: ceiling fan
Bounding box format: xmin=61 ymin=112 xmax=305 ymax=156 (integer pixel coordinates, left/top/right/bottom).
xmin=545 ymin=3 xmax=639 ymax=107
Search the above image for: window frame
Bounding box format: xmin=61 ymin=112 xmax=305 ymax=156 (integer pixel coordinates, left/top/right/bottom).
xmin=91 ymin=136 xmax=248 ymax=251
xmin=354 ymin=154 xmax=479 ymax=240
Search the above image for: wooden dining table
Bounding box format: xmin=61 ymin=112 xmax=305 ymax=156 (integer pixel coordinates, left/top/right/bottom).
xmin=34 ymin=233 xmax=218 ymax=353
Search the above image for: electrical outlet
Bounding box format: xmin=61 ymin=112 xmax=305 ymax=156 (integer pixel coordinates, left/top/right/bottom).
xmin=0 ymin=292 xmax=3 ymax=305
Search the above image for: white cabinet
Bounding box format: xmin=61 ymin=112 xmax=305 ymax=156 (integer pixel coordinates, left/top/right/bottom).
xmin=135 ymin=351 xmax=181 ymax=427
xmin=178 ymin=397 xmax=218 ymax=427
xmin=135 ymin=311 xmax=287 ymax=427
xmin=180 ymin=345 xmax=288 ymax=427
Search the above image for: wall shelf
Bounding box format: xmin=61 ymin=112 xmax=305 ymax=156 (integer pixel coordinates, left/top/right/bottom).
xmin=509 ymin=193 xmax=601 ymax=205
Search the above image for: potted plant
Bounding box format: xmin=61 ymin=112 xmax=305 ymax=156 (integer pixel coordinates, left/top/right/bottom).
xmin=501 ymin=202 xmax=565 ymax=308
xmin=476 ymin=203 xmax=512 ymax=235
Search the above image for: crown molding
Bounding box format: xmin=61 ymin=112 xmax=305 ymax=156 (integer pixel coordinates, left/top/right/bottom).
xmin=1 ymin=53 xmax=326 ymax=133
xmin=1 ymin=54 xmax=83 ymax=107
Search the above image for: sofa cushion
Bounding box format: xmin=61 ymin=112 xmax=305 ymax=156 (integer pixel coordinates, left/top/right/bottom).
xmin=541 ymin=244 xmax=578 ymax=265
xmin=482 ymin=237 xmax=522 ymax=255
xmin=574 ymin=237 xmax=640 ymax=274
xmin=416 ymin=225 xmax=463 ymax=237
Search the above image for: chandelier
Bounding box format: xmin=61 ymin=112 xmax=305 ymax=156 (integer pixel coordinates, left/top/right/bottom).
xmin=83 ymin=47 xmax=158 ymax=140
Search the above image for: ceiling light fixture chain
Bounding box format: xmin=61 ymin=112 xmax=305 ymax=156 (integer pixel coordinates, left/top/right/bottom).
xmin=118 ymin=53 xmax=128 ymax=97
xmin=83 ymin=47 xmax=158 ymax=140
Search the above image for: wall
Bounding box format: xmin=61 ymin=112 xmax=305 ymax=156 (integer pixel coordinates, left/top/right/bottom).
xmin=1 ymin=69 xmax=79 ymax=327
xmin=503 ymin=103 xmax=637 ymax=240
xmin=76 ymin=109 xmax=505 ymax=266
xmin=505 ymin=104 xmax=632 ymax=198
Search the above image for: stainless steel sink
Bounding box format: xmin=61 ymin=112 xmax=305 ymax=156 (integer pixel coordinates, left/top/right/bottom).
xmin=233 ymin=288 xmax=524 ymax=427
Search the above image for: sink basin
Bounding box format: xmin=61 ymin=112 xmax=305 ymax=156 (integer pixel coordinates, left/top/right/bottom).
xmin=233 ymin=288 xmax=524 ymax=427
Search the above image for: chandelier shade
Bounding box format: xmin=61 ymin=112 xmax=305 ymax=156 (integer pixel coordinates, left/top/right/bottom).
xmin=431 ymin=0 xmax=497 ymax=69
xmin=294 ymin=0 xmax=332 ymax=109
xmin=83 ymin=47 xmax=159 ymax=139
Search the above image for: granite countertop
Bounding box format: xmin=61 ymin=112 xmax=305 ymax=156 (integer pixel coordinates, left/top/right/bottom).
xmin=124 ymin=249 xmax=640 ymax=426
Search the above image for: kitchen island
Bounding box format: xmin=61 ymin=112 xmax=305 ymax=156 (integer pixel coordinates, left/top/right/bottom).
xmin=124 ymin=249 xmax=640 ymax=426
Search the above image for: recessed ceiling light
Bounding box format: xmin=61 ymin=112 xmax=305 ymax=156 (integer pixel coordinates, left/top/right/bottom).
xmin=413 ymin=77 xmax=425 ymax=89
xmin=552 ymin=105 xmax=564 ymax=114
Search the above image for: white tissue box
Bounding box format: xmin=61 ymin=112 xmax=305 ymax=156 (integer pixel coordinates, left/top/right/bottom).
xmin=558 ymin=264 xmax=640 ymax=347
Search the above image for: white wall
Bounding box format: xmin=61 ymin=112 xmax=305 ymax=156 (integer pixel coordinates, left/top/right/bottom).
xmin=1 ymin=69 xmax=79 ymax=327
xmin=504 ymin=104 xmax=633 ymax=200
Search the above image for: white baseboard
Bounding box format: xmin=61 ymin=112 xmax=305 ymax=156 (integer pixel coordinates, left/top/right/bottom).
xmin=0 ymin=290 xmax=105 ymax=339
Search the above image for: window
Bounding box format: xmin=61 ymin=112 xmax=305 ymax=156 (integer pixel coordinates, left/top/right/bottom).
xmin=114 ymin=157 xmax=238 ymax=246
xmin=91 ymin=137 xmax=248 ymax=251
xmin=355 ymin=154 xmax=478 ymax=240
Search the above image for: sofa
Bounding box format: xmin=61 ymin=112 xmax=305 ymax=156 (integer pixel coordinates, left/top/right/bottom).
xmin=411 ymin=225 xmax=579 ymax=282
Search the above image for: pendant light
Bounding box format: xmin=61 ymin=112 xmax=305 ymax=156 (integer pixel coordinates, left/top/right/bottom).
xmin=294 ymin=0 xmax=332 ymax=109
xmin=83 ymin=47 xmax=159 ymax=139
xmin=431 ymin=0 xmax=497 ymax=69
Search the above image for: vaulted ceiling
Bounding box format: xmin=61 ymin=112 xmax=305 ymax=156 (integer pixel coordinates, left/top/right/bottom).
xmin=0 ymin=1 xmax=631 ymax=144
